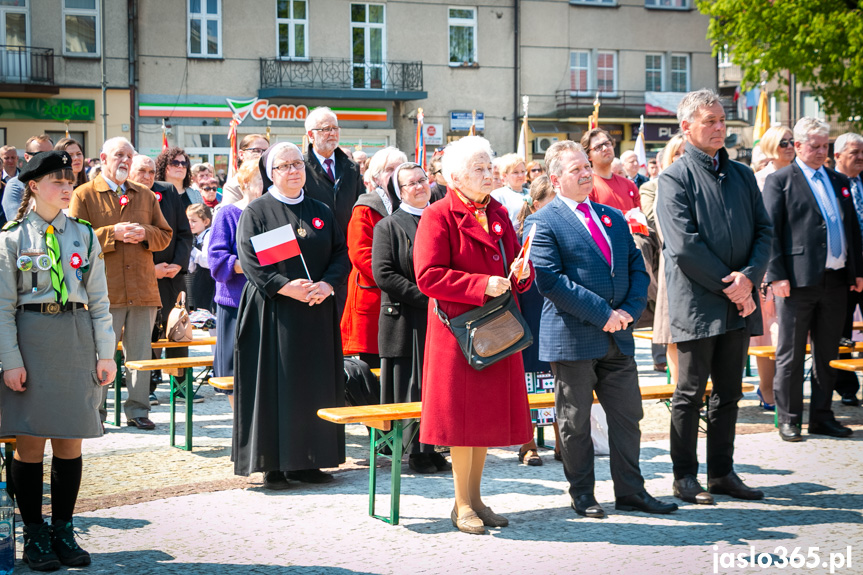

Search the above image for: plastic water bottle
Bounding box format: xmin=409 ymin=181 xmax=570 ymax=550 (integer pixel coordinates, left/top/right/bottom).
xmin=0 ymin=482 xmax=13 ymax=575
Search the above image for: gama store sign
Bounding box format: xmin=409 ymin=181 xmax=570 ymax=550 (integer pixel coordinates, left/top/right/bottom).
xmin=0 ymin=97 xmax=95 ymax=122
xmin=139 ymin=98 xmax=387 ymax=124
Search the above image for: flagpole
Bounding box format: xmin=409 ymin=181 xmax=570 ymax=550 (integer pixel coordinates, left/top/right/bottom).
xmin=299 ymin=252 xmax=312 ymax=281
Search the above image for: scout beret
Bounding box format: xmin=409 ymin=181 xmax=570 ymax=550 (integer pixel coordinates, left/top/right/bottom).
xmin=19 ymin=151 xmax=73 ymax=183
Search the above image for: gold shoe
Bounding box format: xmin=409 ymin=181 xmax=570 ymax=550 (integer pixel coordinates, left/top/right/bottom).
xmin=475 ymin=506 xmax=509 ymax=527
xmin=450 ymin=507 xmax=486 ymax=535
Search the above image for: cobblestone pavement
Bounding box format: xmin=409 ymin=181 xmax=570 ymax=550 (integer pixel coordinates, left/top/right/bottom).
xmin=10 ymin=340 xmax=863 ymax=574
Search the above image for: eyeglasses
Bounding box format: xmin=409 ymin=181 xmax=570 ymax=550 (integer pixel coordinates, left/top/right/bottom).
xmin=400 ymin=176 xmax=428 ymax=189
xmin=778 ymin=139 xmax=795 ymax=148
xmin=530 ymin=168 xmax=543 ymax=173
xmin=169 ymin=160 xmax=189 ymax=168
xmin=200 ymin=185 xmax=219 ymax=192
xmin=311 ymin=126 xmax=340 ymax=134
xmin=272 ymin=161 xmax=306 ymax=173
xmin=589 ymin=140 xmax=614 ymax=153
xmin=242 ymin=147 xmax=267 ymax=155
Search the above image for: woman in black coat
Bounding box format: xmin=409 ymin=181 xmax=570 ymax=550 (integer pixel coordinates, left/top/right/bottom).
xmin=372 ymin=163 xmax=450 ymax=474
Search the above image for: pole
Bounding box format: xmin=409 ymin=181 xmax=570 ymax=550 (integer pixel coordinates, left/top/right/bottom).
xmin=100 ymin=0 xmax=107 ymax=145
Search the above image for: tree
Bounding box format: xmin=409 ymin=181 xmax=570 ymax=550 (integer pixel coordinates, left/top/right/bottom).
xmin=697 ymin=0 xmax=863 ymax=130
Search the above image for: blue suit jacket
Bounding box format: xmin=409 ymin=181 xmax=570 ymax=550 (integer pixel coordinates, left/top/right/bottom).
xmin=525 ymin=196 xmax=649 ymax=362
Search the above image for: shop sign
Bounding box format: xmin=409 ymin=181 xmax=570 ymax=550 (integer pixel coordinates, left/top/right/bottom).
xmin=0 ymin=97 xmax=95 ymax=122
xmin=451 ymin=111 xmax=484 ymax=132
xmin=141 ymin=98 xmax=387 ymax=125
xmin=424 ymin=124 xmax=443 ymax=146
xmin=642 ymin=124 xmax=681 ymax=142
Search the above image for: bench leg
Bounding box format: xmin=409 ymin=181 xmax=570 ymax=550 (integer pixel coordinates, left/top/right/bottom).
xmin=183 ymin=368 xmax=193 ymax=452
xmin=368 ymin=421 xmax=404 ymax=525
xmin=113 ymin=350 xmax=123 ymax=427
xmin=169 ymin=375 xmax=177 ymax=448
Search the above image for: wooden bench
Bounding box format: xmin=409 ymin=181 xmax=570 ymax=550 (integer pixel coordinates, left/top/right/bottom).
xmin=748 ymin=343 xmax=860 ymax=360
xmin=124 ymin=355 xmax=215 ymax=452
xmin=829 ymin=358 xmax=863 ymax=372
xmin=208 ymin=376 xmax=234 ymax=391
xmin=317 ymin=381 xmax=754 ymax=525
xmin=632 ymin=330 xmax=654 ymax=341
xmin=108 ymin=336 xmax=217 ymax=427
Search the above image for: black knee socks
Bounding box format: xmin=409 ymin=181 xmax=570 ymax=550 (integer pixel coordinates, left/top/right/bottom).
xmin=9 ymin=458 xmax=44 ymax=526
xmin=50 ymin=456 xmax=82 ymax=525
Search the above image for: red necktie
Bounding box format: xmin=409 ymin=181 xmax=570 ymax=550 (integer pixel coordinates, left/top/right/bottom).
xmin=324 ymin=158 xmax=335 ymax=183
xmin=576 ymin=203 xmax=611 ymax=265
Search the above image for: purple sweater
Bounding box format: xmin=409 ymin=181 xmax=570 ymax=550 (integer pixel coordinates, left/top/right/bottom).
xmin=208 ymin=204 xmax=246 ymax=308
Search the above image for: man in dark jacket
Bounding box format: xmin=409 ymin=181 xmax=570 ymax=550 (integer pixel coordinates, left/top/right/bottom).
xmin=656 ymin=89 xmax=772 ymax=506
xmin=302 ymin=106 xmax=362 ymax=315
xmin=763 ymin=119 xmax=863 ymax=441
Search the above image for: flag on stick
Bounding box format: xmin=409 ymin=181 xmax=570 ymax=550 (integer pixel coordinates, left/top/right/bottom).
xmin=227 ymin=119 xmax=239 ymax=180
xmin=752 ymin=88 xmax=769 ymax=146
xmin=508 ymin=223 xmax=537 ymax=281
xmin=588 ymin=93 xmax=601 ymax=130
xmin=634 ymin=115 xmax=647 ymax=170
xmin=415 ymin=107 xmax=426 ymax=170
xmin=250 ymin=224 xmax=302 ymax=265
xmin=161 ymin=119 xmax=169 ymax=151
xmin=516 ymin=96 xmax=530 ymax=163
xmin=468 ymin=109 xmax=477 ymax=136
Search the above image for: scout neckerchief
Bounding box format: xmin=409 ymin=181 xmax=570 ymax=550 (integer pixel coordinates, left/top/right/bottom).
xmin=454 ymin=189 xmax=490 ymax=233
xmin=45 ymin=225 xmax=68 ymax=304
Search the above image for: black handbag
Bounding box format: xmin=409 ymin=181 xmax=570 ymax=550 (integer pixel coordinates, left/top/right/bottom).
xmin=433 ymin=239 xmax=532 ymax=371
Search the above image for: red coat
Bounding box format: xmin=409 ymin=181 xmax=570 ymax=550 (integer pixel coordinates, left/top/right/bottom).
xmin=340 ymin=203 xmax=384 ymax=355
xmin=414 ymin=191 xmax=533 ymax=447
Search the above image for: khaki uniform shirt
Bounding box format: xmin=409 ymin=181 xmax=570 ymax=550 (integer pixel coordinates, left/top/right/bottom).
xmin=0 ymin=211 xmax=115 ymax=370
xmin=69 ymin=175 xmax=172 ymax=307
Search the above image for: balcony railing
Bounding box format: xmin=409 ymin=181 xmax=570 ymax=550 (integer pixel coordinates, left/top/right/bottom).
xmin=0 ymin=45 xmax=54 ymax=85
xmin=260 ymin=57 xmax=423 ymax=95
xmin=554 ymin=89 xmax=744 ymax=123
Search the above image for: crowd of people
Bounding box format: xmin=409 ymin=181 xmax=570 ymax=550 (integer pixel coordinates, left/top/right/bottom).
xmin=1 ymin=87 xmax=862 ymax=568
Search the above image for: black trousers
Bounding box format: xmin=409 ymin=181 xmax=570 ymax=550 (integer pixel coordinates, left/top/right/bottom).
xmin=671 ymin=328 xmax=748 ymax=480
xmin=834 ymin=288 xmax=862 ymax=399
xmin=551 ymin=340 xmax=645 ymax=500
xmin=773 ymin=272 xmax=847 ymax=425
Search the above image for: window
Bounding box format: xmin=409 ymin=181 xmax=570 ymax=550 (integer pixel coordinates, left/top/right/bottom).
xmin=802 ymin=92 xmax=824 ymax=119
xmin=597 ymin=51 xmax=616 ymax=94
xmin=717 ymin=44 xmax=731 ymax=68
xmin=277 ymin=0 xmax=308 ymax=59
xmin=63 ymin=0 xmax=98 ymax=56
xmin=351 ymin=4 xmax=386 ymax=89
xmin=570 ymin=0 xmax=615 ymax=5
xmin=188 ymin=0 xmax=221 ymax=58
xmin=670 ymin=54 xmax=689 ymax=92
xmin=645 ymin=54 xmax=663 ymax=92
xmin=645 ymin=0 xmax=688 ymax=8
xmin=448 ymin=7 xmax=477 ymax=65
xmin=570 ymin=50 xmax=590 ymax=94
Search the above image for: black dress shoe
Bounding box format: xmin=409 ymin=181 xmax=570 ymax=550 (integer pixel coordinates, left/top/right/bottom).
xmin=571 ymin=494 xmax=605 ymax=518
xmin=778 ymin=422 xmax=802 ymax=442
xmin=707 ymin=471 xmax=764 ymax=500
xmin=263 ymin=471 xmax=291 ymax=490
xmin=286 ymin=468 xmax=334 ymax=484
xmin=841 ymin=396 xmax=860 ymax=407
xmin=615 ymin=490 xmax=678 ymax=514
xmin=429 ymin=451 xmax=452 ymax=471
xmin=408 ymin=453 xmax=437 ymax=474
xmin=809 ymin=420 xmax=853 ymax=438
xmin=126 ymin=417 xmax=156 ymax=430
xmin=673 ymin=475 xmax=714 ymax=505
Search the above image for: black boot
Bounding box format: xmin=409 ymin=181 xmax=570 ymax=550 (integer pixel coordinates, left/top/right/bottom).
xmin=51 ymin=520 xmax=91 ymax=567
xmin=22 ymin=522 xmax=61 ymax=571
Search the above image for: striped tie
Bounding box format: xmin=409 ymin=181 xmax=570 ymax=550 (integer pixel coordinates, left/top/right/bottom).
xmin=45 ymin=225 xmax=68 ymax=305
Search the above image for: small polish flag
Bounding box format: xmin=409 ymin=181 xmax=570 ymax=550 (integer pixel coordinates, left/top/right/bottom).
xmin=250 ymin=223 xmax=302 ymax=266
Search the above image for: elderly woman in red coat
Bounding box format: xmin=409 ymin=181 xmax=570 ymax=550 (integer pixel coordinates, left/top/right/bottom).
xmin=414 ymin=136 xmax=533 ymax=535
xmin=340 ymin=147 xmax=407 ymax=366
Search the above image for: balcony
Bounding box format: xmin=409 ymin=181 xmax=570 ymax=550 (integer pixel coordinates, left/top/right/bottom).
xmin=259 ymin=57 xmax=426 ymax=101
xmin=553 ymin=89 xmax=744 ymax=123
xmin=0 ymin=45 xmax=57 ymax=94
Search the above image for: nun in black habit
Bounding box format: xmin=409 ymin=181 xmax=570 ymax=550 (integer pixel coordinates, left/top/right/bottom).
xmin=233 ymin=142 xmax=350 ymax=489
xmin=372 ymin=163 xmax=451 ymax=474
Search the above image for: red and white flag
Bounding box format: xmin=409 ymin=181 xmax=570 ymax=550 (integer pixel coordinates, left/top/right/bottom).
xmin=250 ymin=224 xmax=302 ymax=265
xmin=509 ymin=223 xmax=537 ymax=280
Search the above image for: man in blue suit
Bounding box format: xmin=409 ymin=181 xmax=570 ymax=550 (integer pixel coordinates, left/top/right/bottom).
xmin=526 ymin=140 xmax=677 ymax=518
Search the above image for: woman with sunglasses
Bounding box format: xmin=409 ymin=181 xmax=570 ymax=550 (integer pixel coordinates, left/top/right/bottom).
xmin=221 ymin=134 xmax=270 ymax=205
xmin=155 ymin=147 xmax=202 ymax=208
xmin=525 ymin=161 xmax=545 ymax=186
xmin=750 ymin=126 xmax=795 ymax=411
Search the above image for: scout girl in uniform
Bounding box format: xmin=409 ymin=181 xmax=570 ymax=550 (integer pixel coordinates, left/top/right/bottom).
xmin=0 ymin=151 xmax=116 ymax=571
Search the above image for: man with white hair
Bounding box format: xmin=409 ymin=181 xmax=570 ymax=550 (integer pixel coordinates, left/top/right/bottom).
xmin=621 ymin=150 xmax=648 ymax=188
xmin=69 ymin=138 xmax=173 ymax=430
xmin=302 ymin=107 xmax=363 ymax=313
xmin=763 ymin=119 xmax=863 ymax=441
xmin=656 ymin=89 xmax=772 ymax=504
xmin=833 ymin=132 xmax=863 ymax=406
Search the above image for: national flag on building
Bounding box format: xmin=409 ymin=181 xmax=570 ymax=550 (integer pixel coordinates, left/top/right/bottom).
xmin=250 ymin=223 xmax=302 ymax=266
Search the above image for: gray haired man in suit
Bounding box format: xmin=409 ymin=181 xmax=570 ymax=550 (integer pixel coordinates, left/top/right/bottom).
xmin=527 ymin=140 xmax=677 ymax=518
